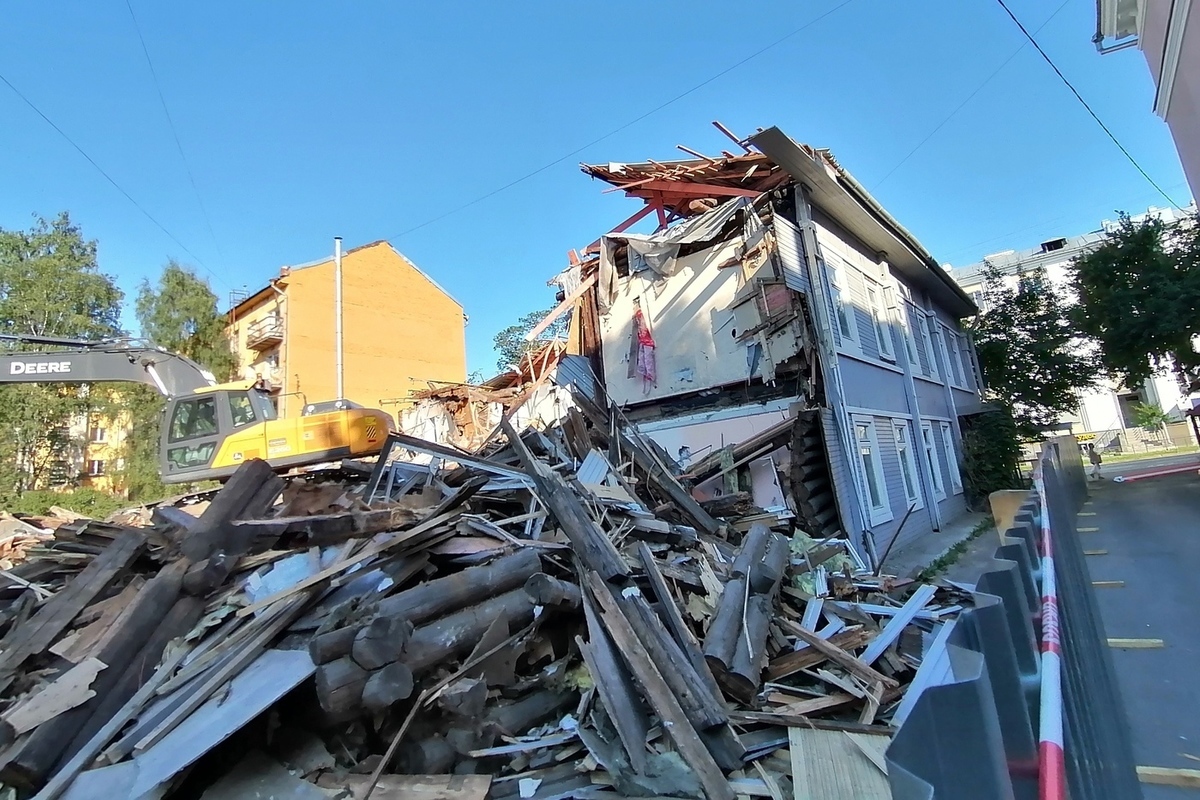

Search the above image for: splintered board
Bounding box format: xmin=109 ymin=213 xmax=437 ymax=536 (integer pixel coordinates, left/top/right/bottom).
xmin=788 ymin=727 xmax=890 ymax=800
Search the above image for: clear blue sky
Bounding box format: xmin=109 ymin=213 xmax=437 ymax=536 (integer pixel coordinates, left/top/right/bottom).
xmin=0 ymin=0 xmax=1190 ymax=375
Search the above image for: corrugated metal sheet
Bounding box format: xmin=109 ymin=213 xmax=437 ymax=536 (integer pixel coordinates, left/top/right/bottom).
xmin=553 ymin=355 xmax=602 ymax=407
xmin=774 ymin=216 xmax=810 ymax=295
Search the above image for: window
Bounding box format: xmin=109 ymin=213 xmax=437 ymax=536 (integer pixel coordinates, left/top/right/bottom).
xmin=169 ymin=396 xmax=218 ymax=442
xmin=944 ymin=328 xmax=968 ymax=387
xmin=917 ymin=314 xmax=941 ymax=380
xmin=88 ymin=426 xmax=106 ymax=443
xmin=866 ymin=284 xmax=894 ymax=360
xmin=825 ymin=258 xmax=858 ymax=348
xmin=893 ymin=421 xmax=922 ymax=509
xmin=87 ymin=460 xmax=105 ymax=476
xmin=940 ymin=422 xmax=963 ymax=494
xmin=900 ymin=303 xmax=920 ymax=367
xmin=853 ymin=416 xmax=892 ymax=525
xmin=228 ymin=393 xmax=257 ymax=428
xmin=921 ymin=421 xmax=946 ymax=501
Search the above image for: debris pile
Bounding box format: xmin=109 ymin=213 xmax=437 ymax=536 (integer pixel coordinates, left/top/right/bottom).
xmin=0 ymin=393 xmax=962 ymax=799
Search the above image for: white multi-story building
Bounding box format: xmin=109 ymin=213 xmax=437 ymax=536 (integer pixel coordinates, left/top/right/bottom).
xmin=947 ymin=206 xmax=1198 ymax=448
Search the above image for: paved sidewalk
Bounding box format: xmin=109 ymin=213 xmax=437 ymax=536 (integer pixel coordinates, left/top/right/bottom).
xmin=882 ymin=510 xmax=989 ymax=579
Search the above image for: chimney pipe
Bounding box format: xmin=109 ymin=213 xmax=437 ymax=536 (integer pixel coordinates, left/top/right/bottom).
xmin=334 ymin=237 xmax=344 ymax=399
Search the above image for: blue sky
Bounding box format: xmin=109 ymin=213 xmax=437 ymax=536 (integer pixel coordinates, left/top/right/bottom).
xmin=0 ymin=0 xmax=1190 ymax=374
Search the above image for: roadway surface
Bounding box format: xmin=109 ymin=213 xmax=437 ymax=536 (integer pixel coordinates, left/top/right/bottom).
xmin=1084 ymin=459 xmax=1200 ymax=798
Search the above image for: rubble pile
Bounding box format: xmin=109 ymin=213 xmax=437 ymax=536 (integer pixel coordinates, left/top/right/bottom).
xmin=0 ymin=394 xmax=964 ymax=799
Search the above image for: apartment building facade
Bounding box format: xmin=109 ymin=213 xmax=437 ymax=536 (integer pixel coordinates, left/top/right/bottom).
xmin=226 ymin=240 xmax=467 ymax=419
xmin=563 ymin=128 xmax=983 ymax=565
xmin=947 ymin=206 xmax=1196 ymax=441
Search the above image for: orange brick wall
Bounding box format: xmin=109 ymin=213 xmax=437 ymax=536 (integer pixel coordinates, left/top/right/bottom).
xmin=281 ymin=243 xmax=466 ymax=416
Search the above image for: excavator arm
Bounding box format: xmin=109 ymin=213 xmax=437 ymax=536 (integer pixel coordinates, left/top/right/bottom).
xmin=0 ymin=334 xmax=216 ymax=397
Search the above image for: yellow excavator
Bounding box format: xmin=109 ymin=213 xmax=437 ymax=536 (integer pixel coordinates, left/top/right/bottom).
xmin=0 ymin=334 xmax=394 ymax=483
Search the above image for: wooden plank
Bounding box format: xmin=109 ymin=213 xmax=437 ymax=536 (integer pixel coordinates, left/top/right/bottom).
xmin=1092 ymin=580 xmax=1125 ymax=588
xmin=585 ymin=572 xmax=734 ymax=800
xmin=859 ymin=584 xmax=936 ymax=666
xmin=775 ymin=620 xmax=896 ymax=688
xmin=315 ymin=773 xmax=491 ymax=800
xmin=523 ymin=275 xmax=598 ymax=342
xmin=578 ymin=606 xmax=648 ymax=772
xmin=1137 ymin=766 xmax=1200 ymax=788
xmin=2 ymin=658 xmax=105 ymax=737
xmin=1083 ymin=549 xmax=1108 ymax=556
xmin=0 ymin=530 xmax=145 ymax=693
xmin=788 ymin=726 xmax=890 ymax=800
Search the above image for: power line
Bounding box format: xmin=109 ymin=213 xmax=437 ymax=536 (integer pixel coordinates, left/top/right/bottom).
xmin=0 ymin=70 xmax=226 ymax=287
xmin=876 ymin=0 xmax=1071 ymax=187
xmin=125 ymin=0 xmax=228 ymax=270
xmin=994 ymin=0 xmax=1184 ymax=210
xmin=388 ymin=0 xmax=857 ymax=241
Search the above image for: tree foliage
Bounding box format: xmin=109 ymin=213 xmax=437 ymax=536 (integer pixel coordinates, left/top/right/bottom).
xmin=118 ymin=263 xmax=236 ymax=500
xmin=492 ymin=306 xmax=568 ymax=372
xmin=1130 ymin=401 xmax=1169 ymax=431
xmin=959 ymin=408 xmax=1024 ymax=504
xmin=968 ymin=264 xmax=1097 ymax=437
xmin=0 ymin=214 xmax=123 ymax=498
xmin=1070 ymin=213 xmax=1200 ymax=391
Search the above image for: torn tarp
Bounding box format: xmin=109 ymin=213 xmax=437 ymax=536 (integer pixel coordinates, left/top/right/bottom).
xmin=598 ymin=197 xmax=751 ymax=314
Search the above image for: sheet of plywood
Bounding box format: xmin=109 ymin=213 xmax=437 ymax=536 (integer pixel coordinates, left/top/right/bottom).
xmin=788 ymin=727 xmax=890 ymax=800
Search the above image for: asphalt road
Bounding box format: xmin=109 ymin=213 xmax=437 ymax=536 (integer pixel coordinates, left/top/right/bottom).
xmin=1101 ymin=451 xmax=1200 ymax=480
xmin=1084 ymin=471 xmax=1200 ymax=798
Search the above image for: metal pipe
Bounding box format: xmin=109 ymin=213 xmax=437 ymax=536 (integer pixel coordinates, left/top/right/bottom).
xmin=334 ymin=236 xmax=344 ymax=399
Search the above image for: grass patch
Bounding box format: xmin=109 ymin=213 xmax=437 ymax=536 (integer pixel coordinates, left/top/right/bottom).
xmin=916 ymin=517 xmax=995 ymax=583
xmin=1101 ymin=446 xmax=1199 ymax=464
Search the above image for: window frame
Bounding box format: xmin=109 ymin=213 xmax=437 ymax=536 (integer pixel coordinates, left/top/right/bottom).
xmin=900 ymin=302 xmax=920 ymax=368
xmin=940 ymin=421 xmax=964 ymax=494
xmin=941 ymin=323 xmax=969 ymax=389
xmin=852 ymin=415 xmax=893 ymax=526
xmin=825 ymin=256 xmax=859 ymax=352
xmin=866 ymin=282 xmax=894 ymax=361
xmin=921 ymin=420 xmax=946 ymax=501
xmin=893 ymin=420 xmax=923 ymax=510
xmin=87 ymin=459 xmax=105 ymax=477
xmin=916 ymin=313 xmax=941 ymax=381
xmin=89 ymin=426 xmax=106 ymax=444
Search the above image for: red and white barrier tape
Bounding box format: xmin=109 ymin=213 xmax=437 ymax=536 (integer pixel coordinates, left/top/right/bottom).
xmin=1033 ymin=465 xmax=1066 ymax=800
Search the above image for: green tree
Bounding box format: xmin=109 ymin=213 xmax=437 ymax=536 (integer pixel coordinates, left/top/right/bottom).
xmin=0 ymin=213 xmax=123 ymax=497
xmin=1071 ymin=212 xmax=1200 ymax=391
xmin=492 ymin=306 xmax=568 ymax=372
xmin=1130 ymin=401 xmax=1169 ymax=431
xmin=968 ymin=264 xmax=1097 ymax=437
xmin=117 ymin=262 xmax=236 ymax=500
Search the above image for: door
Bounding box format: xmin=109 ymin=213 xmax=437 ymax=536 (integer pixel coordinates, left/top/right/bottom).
xmin=160 ymin=394 xmax=225 ymax=480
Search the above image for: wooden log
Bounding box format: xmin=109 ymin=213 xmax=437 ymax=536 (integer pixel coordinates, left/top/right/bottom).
xmin=181 ymin=552 xmax=236 ymax=597
xmin=616 ymin=590 xmax=726 ymax=731
xmin=151 ymin=505 xmax=202 ymax=535
xmin=500 ymin=419 xmax=629 ymax=581
xmin=522 ymin=574 xmax=581 ymax=608
xmin=403 ymin=590 xmax=537 ymax=675
xmin=437 ymin=677 xmax=488 ymax=719
xmin=584 ymin=573 xmax=735 ymax=800
xmin=397 ymin=736 xmax=456 ymax=775
xmin=309 ymin=626 xmax=360 ymax=666
xmin=749 ymin=533 xmax=789 ymax=595
xmin=731 ymin=524 xmax=771 ymax=580
xmin=0 ymin=559 xmax=186 ymax=790
xmin=352 ymin=617 xmax=413 ymax=670
xmin=377 ymin=549 xmax=541 ymax=627
xmin=0 ymin=530 xmax=145 ymax=695
xmin=179 ymin=459 xmax=281 ymax=561
xmin=702 ymin=576 xmax=747 ymax=672
xmin=727 ymin=594 xmax=773 ymax=703
xmin=316 ymin=657 xmax=369 ymax=717
xmin=580 ymin=597 xmax=648 ymax=773
xmin=485 ymin=690 xmax=575 ymax=737
xmin=362 ymin=662 xmax=414 ymax=712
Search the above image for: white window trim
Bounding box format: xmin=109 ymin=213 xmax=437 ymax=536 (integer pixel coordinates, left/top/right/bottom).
xmin=893 ymin=420 xmax=923 ymax=510
xmin=940 ymin=421 xmax=964 ymax=494
xmin=921 ymin=421 xmax=946 ymax=502
xmin=900 ymin=301 xmax=920 ymax=368
xmin=866 ymin=282 xmax=894 ymax=362
xmin=825 ymin=256 xmax=859 ymax=353
xmin=852 ymin=415 xmax=893 ymax=526
xmin=941 ymin=323 xmax=969 ymax=390
xmin=917 ymin=312 xmax=941 ymax=382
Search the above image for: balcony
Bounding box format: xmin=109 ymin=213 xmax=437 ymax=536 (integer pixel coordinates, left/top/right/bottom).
xmin=246 ymin=315 xmax=284 ymax=351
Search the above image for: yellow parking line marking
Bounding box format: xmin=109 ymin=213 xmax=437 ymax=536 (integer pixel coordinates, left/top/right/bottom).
xmin=1092 ymin=580 xmax=1125 ymax=588
xmin=1084 ymin=500 xmax=1094 ymax=505
xmin=1137 ymin=766 xmax=1200 ymax=788
xmin=1109 ymin=638 xmax=1164 ymax=649
xmin=1079 ymin=527 xmax=1100 ymax=532
xmin=1079 ymin=512 xmax=1097 ymax=516
xmin=1084 ymin=549 xmax=1107 ymax=556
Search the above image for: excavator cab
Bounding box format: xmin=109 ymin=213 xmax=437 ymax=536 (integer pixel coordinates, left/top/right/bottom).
xmin=159 ymin=380 xmax=394 ymax=483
